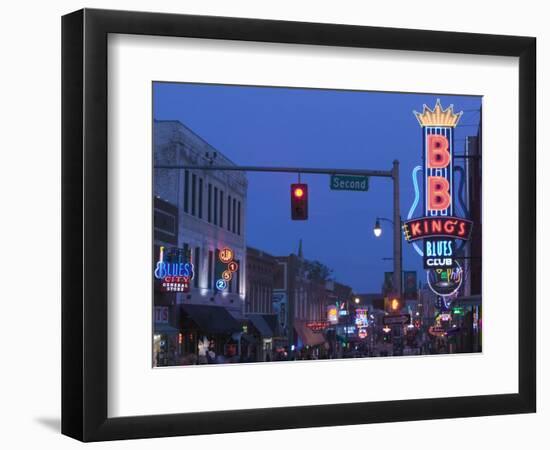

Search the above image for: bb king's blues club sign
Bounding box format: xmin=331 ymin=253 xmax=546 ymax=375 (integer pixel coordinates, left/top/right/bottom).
xmin=403 ymin=100 xmax=473 ymax=298
xmin=154 ymin=246 xmax=194 ymax=293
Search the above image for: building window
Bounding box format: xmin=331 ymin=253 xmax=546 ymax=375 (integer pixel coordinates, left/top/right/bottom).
xmin=227 ymin=195 xmax=232 ymax=231
xmin=191 ymin=173 xmax=197 ymax=216
xmin=184 ymin=170 xmax=189 ymax=213
xmin=219 ymin=190 xmax=224 ymax=228
xmin=198 ymin=178 xmax=203 ymax=219
xmin=237 ymin=201 xmax=241 ymax=235
xmin=232 ymin=198 xmax=237 ymax=233
xmin=207 ymin=183 xmax=212 ymax=223
xmin=193 ymin=247 xmax=200 ymax=288
xmin=214 ymin=187 xmax=218 ymax=225
xmin=208 ymin=250 xmax=213 ymax=290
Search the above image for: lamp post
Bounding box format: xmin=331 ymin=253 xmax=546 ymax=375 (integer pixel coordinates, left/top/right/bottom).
xmin=373 ymin=214 xmax=403 ymax=300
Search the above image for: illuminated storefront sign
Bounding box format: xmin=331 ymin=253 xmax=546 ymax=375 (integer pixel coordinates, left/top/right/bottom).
xmin=327 ymin=305 xmax=339 ymax=324
xmin=404 ymin=100 xmax=473 ymax=297
xmin=216 ymin=279 xmax=227 ymax=290
xmin=423 ymin=239 xmax=455 ymax=269
xmin=403 ymin=217 xmax=473 ymax=241
xmin=219 ymin=247 xmax=234 ymax=264
xmin=427 ymin=263 xmax=463 ymax=297
xmin=154 ymin=246 xmax=194 ymax=293
xmin=306 ymin=321 xmax=329 ymax=332
xmin=215 ymin=247 xmax=238 ymax=291
xmin=355 ymin=308 xmax=368 ymax=327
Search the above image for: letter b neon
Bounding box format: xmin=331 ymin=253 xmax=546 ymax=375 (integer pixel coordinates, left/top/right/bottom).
xmin=428 ymin=176 xmax=451 ymax=211
xmin=427 ymin=134 xmax=450 ymax=168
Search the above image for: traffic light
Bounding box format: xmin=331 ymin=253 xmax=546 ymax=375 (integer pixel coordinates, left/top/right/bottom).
xmin=291 ymin=183 xmax=308 ymax=220
xmin=385 ymin=294 xmax=402 ymax=312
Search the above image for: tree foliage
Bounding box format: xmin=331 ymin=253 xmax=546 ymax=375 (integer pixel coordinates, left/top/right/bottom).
xmin=303 ymin=260 xmax=333 ymax=282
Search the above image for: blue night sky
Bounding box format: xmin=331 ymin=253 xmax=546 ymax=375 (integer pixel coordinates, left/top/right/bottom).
xmin=153 ymin=82 xmax=481 ymax=293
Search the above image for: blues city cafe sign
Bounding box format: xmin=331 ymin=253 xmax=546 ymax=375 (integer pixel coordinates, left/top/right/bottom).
xmin=154 ymin=246 xmax=194 ymax=293
xmin=403 ymin=100 xmax=473 ymax=296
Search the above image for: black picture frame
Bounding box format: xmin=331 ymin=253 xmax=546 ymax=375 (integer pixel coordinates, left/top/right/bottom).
xmin=62 ymin=8 xmax=536 ymax=442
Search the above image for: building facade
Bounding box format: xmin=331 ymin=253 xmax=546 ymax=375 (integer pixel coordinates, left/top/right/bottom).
xmin=273 ymin=253 xmax=330 ymax=357
xmin=153 ymin=120 xmax=248 ymax=365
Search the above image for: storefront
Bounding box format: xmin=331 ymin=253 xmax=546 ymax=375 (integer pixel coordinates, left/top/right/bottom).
xmin=178 ymin=303 xmax=242 ymax=364
xmin=294 ymin=319 xmax=326 ymax=359
xmin=246 ymin=314 xmax=280 ymax=362
xmin=153 ymin=322 xmax=180 ymax=367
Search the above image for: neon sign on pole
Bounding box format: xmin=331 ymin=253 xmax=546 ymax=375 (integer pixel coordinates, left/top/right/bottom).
xmin=404 ymin=100 xmax=473 ymax=297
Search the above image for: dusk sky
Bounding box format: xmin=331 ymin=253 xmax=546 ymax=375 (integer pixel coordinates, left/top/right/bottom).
xmin=153 ymin=82 xmax=481 ymax=293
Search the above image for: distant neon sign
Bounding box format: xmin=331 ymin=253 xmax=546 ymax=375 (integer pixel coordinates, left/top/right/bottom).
xmin=355 ymin=308 xmax=368 ymax=327
xmin=306 ymin=321 xmax=329 ymax=332
xmin=327 ymin=305 xmax=339 ymax=324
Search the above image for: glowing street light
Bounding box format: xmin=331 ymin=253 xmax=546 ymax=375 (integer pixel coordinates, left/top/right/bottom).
xmin=373 ymin=218 xmax=382 ymax=237
xmin=354 ymin=297 xmax=361 ymax=304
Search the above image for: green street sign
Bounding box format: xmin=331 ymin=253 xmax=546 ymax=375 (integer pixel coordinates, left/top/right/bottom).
xmin=330 ymin=174 xmax=369 ymax=191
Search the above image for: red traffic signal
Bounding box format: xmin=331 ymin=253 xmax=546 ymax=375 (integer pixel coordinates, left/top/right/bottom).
xmin=291 ymin=183 xmax=308 ymax=220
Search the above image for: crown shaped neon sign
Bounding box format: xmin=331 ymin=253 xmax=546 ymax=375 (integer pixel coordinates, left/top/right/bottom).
xmin=414 ymin=99 xmax=463 ymax=128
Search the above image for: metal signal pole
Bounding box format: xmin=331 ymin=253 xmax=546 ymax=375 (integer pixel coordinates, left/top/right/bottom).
xmin=392 ymin=160 xmax=402 ymax=300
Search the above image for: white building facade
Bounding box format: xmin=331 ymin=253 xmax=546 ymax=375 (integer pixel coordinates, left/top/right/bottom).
xmin=154 ymin=120 xmax=247 ymax=319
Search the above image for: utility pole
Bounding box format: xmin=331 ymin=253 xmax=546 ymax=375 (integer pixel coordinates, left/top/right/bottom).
xmin=392 ymin=160 xmax=402 ymax=300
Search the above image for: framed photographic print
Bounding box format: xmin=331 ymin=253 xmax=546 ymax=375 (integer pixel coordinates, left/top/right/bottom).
xmin=62 ymin=8 xmax=536 ymax=442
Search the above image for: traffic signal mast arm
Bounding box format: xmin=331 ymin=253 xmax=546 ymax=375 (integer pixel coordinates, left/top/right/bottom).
xmin=154 ymin=164 xmax=393 ymax=178
xmin=155 ymin=162 xmax=401 ymax=298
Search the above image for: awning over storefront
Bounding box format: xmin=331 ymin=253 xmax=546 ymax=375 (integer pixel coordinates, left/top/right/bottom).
xmin=294 ymin=320 xmax=325 ymax=347
xmin=247 ymin=314 xmax=273 ymax=337
xmin=180 ymin=304 xmax=241 ymax=334
xmin=153 ymin=323 xmax=179 ymax=334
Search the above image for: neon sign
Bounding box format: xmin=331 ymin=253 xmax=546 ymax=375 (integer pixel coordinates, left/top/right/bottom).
xmin=427 ymin=262 xmax=463 ymax=297
xmin=423 ymin=239 xmax=455 ymax=269
xmin=327 ymin=305 xmax=339 ymax=324
xmin=403 ymin=217 xmax=473 ymax=241
xmin=306 ymin=321 xmax=329 ymax=332
xmin=216 ymin=246 xmax=238 ymax=291
xmin=355 ymin=308 xmax=368 ymax=327
xmin=404 ymin=100 xmax=473 ymax=296
xmin=219 ymin=247 xmax=234 ymax=264
xmin=154 ymin=246 xmax=194 ymax=293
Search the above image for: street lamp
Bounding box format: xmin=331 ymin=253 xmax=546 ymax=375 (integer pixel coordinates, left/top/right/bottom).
xmin=373 ymin=215 xmax=403 ymax=299
xmin=373 ymin=219 xmax=382 ymax=237
xmin=354 ymin=297 xmax=361 ymax=304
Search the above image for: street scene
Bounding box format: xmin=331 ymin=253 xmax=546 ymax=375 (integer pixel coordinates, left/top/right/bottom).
xmin=152 ymin=83 xmax=482 ymax=367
